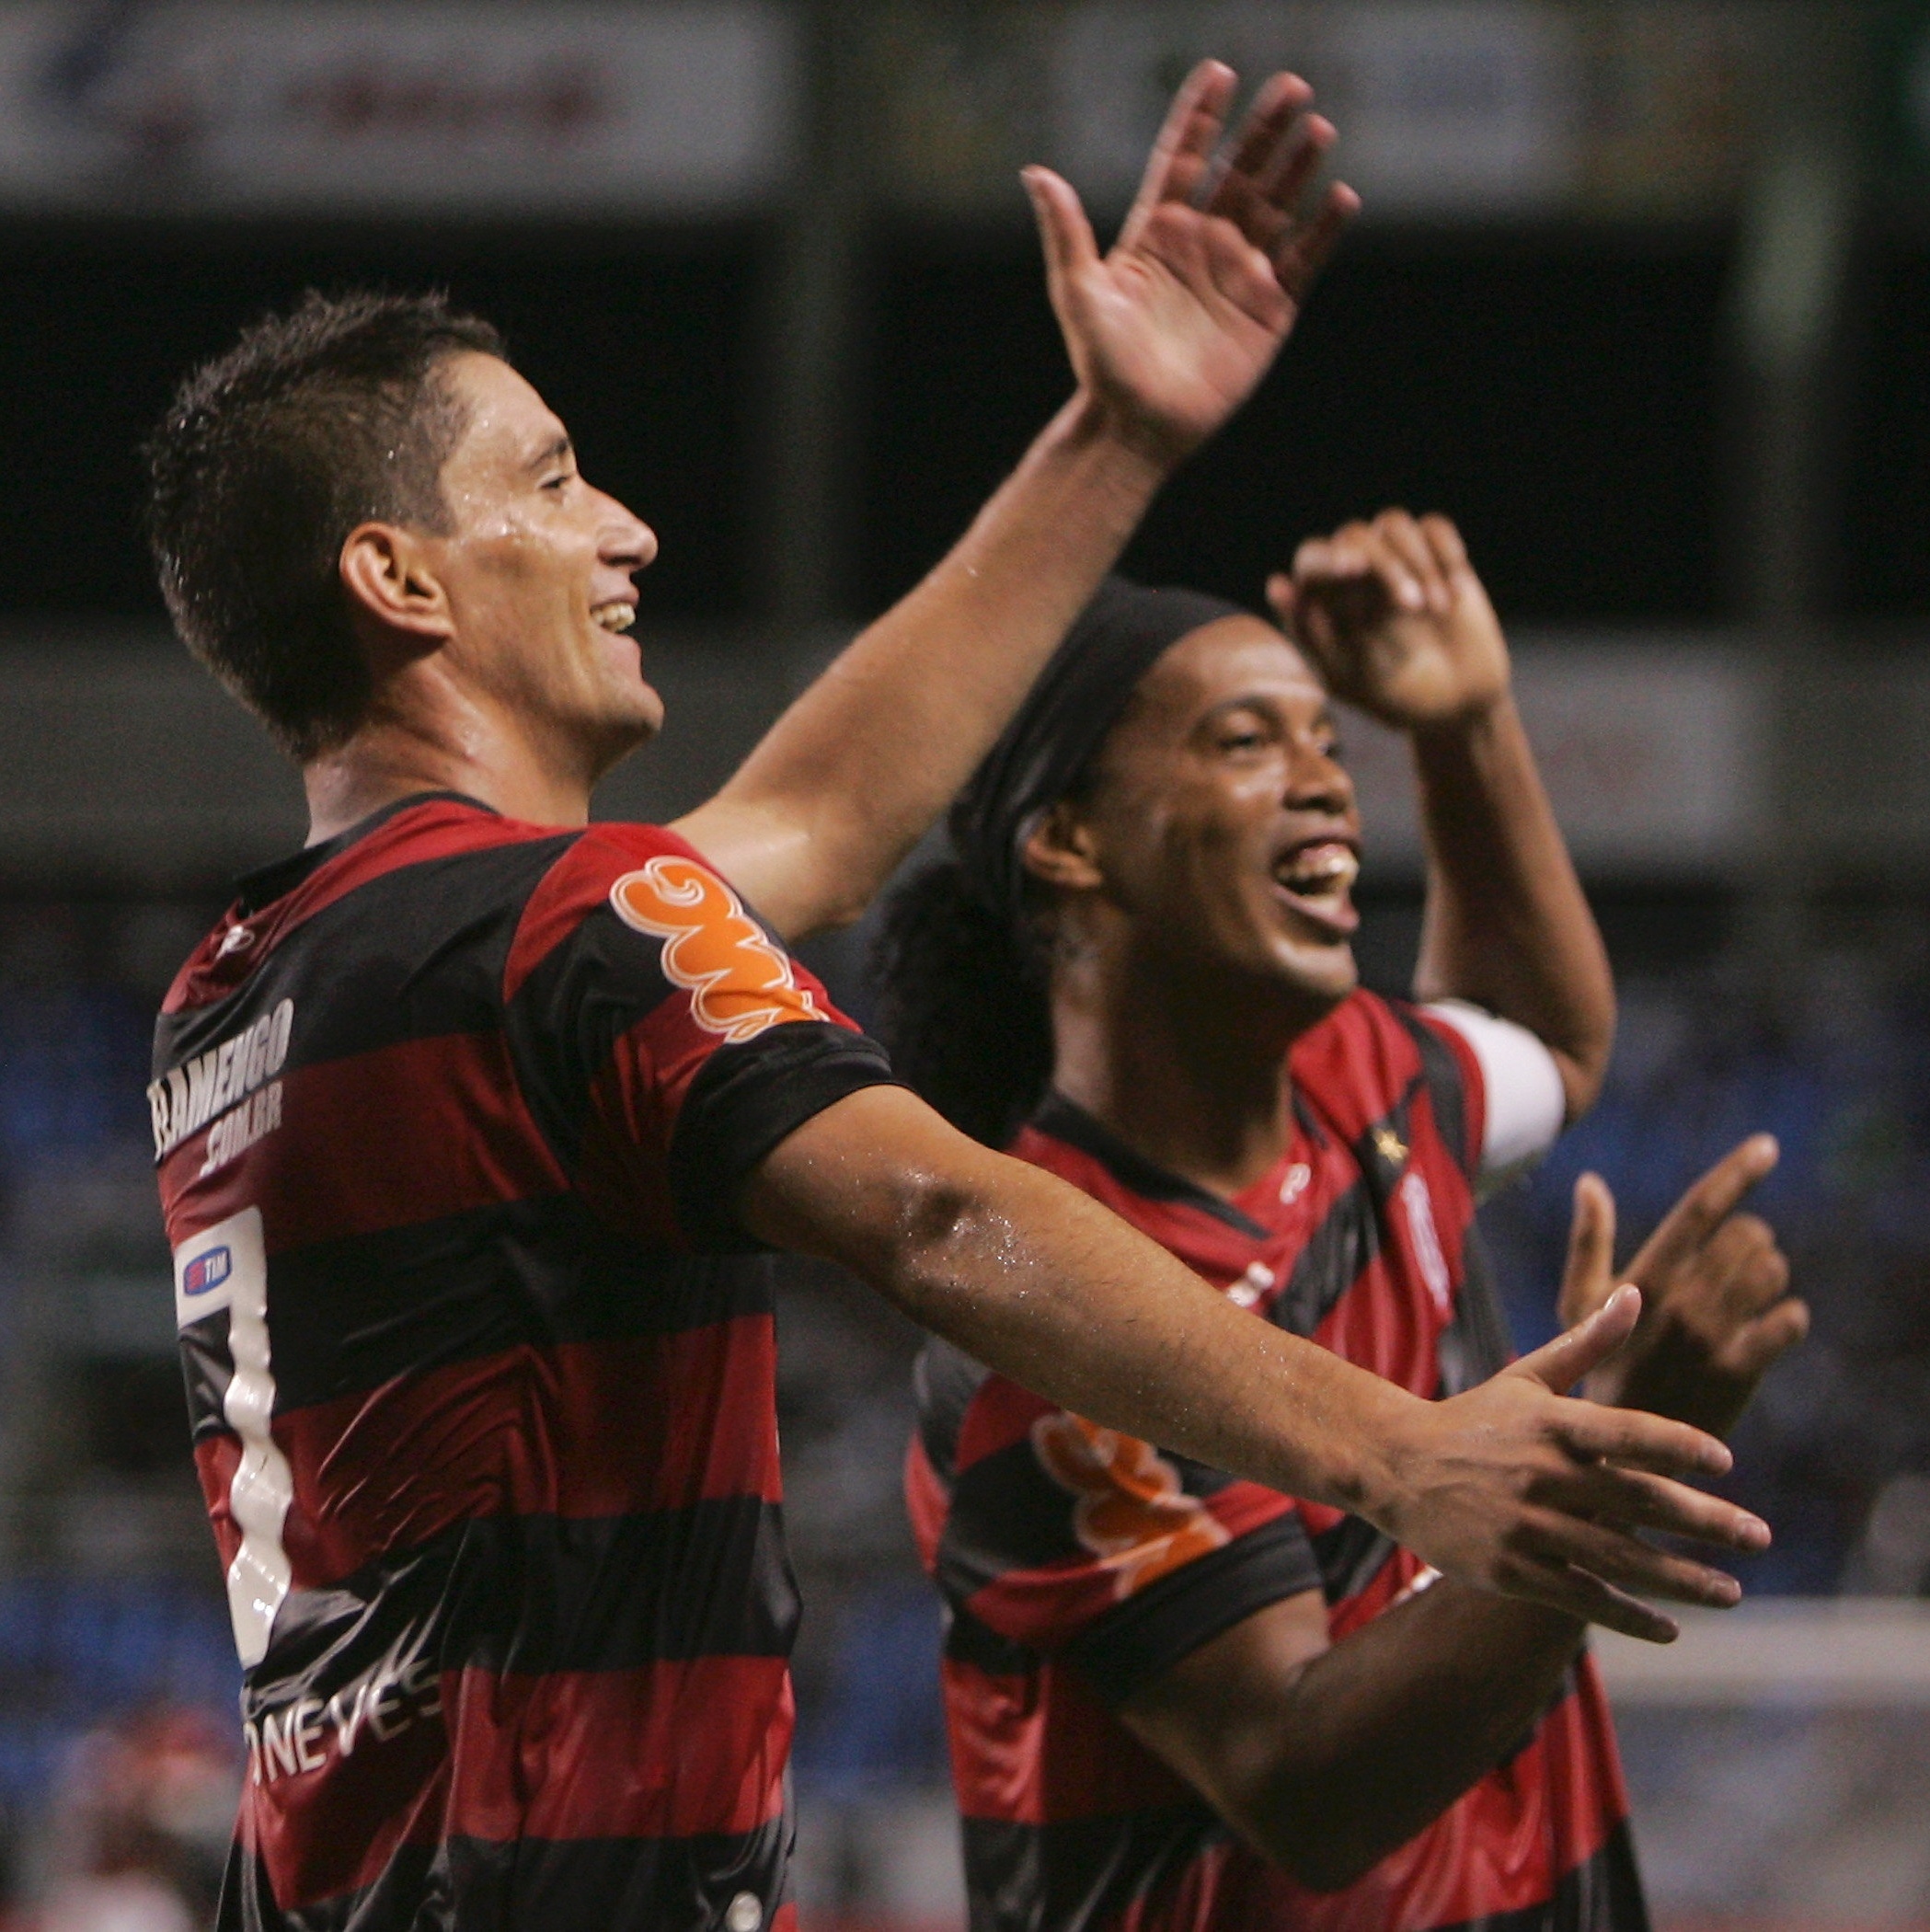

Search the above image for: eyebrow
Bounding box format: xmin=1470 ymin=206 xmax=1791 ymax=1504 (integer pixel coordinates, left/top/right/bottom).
xmin=524 ymin=433 xmax=574 ymax=477
xmin=1202 ymin=692 xmax=1335 ymax=729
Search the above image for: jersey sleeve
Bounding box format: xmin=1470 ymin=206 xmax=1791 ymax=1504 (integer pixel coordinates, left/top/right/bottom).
xmin=1421 ymin=999 xmax=1567 ymax=1196
xmin=503 ymin=823 xmax=898 ymax=1251
xmin=920 ymin=1367 xmax=1323 ymax=1708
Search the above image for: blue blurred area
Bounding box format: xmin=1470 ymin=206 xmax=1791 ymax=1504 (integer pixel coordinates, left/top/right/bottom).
xmin=0 ymin=1576 xmax=238 ymax=1816
xmin=1483 ymin=964 xmax=1930 ymax=1596
xmin=793 ymin=1581 xmax=948 ymax=1792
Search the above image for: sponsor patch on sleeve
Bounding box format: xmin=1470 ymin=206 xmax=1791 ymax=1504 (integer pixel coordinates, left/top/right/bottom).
xmin=609 ymin=857 xmax=822 ymax=1045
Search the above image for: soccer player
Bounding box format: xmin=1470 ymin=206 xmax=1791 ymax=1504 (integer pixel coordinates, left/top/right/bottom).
xmin=877 ymin=517 xmax=1808 ymax=1931
xmin=142 ymin=68 xmax=1762 ymax=1932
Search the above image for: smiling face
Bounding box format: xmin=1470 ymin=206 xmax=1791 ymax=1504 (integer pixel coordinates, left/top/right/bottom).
xmin=417 ymin=352 xmax=661 ymax=778
xmin=1035 ymin=614 xmax=1362 ymax=1018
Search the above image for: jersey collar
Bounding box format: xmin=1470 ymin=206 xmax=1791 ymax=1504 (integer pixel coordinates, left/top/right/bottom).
xmin=234 ymin=791 xmax=499 ymax=915
xmin=1028 ymin=1092 xmax=1274 ymax=1241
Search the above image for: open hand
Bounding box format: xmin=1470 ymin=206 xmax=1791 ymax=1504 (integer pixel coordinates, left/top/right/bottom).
xmin=1386 ymin=1284 xmax=1770 ymax=1643
xmin=1558 ymin=1137 xmax=1809 ymax=1438
xmin=1269 ymin=510 xmax=1510 ymax=730
xmin=1027 ymin=61 xmax=1357 ymax=469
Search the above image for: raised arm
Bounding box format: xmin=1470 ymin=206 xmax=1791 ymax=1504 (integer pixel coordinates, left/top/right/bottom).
xmin=741 ymin=1082 xmax=1770 ymax=1642
xmin=676 ymin=63 xmax=1357 ymax=940
xmin=1272 ymin=511 xmax=1614 ymax=1117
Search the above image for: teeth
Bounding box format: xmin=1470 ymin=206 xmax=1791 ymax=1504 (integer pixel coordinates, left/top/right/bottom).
xmin=592 ymin=602 xmax=635 ymax=633
xmin=1277 ymin=845 xmax=1360 ymax=895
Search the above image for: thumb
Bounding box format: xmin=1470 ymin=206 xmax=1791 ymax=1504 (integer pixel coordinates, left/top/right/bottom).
xmin=1265 ymin=571 xmax=1297 ymax=627
xmin=1557 ymin=1172 xmax=1617 ymax=1328
xmin=1515 ymin=1282 xmax=1642 ymax=1396
xmin=1023 ymin=166 xmax=1099 ymax=313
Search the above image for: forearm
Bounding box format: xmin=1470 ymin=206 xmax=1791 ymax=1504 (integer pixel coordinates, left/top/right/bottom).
xmin=1410 ymin=696 xmax=1613 ymax=1114
xmin=1249 ymin=1584 xmax=1584 ymax=1886
xmin=683 ymin=394 xmax=1167 ymax=938
xmin=748 ymin=1116 xmax=1409 ymax=1518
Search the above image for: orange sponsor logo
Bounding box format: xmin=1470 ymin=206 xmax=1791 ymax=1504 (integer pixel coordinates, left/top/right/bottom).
xmin=610 ymin=857 xmax=823 ymax=1044
xmin=1031 ymin=1413 xmax=1229 ymax=1598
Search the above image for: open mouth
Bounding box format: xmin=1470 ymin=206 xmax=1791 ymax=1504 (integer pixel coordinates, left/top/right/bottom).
xmin=1269 ymin=838 xmax=1361 ymax=934
xmin=591 ymin=601 xmax=636 ymax=633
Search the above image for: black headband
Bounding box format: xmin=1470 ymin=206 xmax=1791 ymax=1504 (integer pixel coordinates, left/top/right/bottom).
xmin=949 ymin=574 xmax=1247 ymax=925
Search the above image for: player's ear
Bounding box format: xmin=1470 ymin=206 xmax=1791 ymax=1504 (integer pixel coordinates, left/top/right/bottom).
xmin=1021 ymin=799 xmax=1107 ymax=892
xmin=339 ymin=522 xmax=454 ymax=651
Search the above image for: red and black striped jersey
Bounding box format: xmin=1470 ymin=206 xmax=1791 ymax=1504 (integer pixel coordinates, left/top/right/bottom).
xmin=907 ymin=990 xmax=1646 ymax=1932
xmin=152 ymin=793 xmax=898 ymax=1932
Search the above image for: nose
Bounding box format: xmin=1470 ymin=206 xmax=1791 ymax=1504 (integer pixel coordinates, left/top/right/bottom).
xmin=1286 ymin=734 xmax=1355 ymax=819
xmin=599 ymin=490 xmax=658 ymax=573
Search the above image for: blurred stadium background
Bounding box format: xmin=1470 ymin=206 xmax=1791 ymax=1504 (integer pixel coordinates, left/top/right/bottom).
xmin=1 ymin=1 xmax=1929 ymax=1926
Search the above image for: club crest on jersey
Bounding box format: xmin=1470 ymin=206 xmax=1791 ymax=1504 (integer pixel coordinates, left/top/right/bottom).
xmin=609 ymin=857 xmax=822 ymax=1045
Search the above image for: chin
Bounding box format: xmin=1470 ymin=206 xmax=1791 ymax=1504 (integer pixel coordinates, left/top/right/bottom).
xmin=1275 ymin=945 xmax=1359 ymax=1011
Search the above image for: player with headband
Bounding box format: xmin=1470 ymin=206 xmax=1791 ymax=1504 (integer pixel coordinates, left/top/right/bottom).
xmin=877 ymin=522 xmax=1805 ymax=1931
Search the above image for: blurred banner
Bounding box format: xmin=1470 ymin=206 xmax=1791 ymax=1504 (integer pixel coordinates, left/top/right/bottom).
xmin=0 ymin=0 xmax=796 ymax=214
xmin=871 ymin=0 xmax=1762 ymax=219
xmin=0 ymin=628 xmax=1855 ymax=888
xmin=1340 ymin=639 xmax=1770 ymax=878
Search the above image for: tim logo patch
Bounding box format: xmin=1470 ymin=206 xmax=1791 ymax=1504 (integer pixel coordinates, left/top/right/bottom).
xmin=610 ymin=857 xmax=822 ymax=1045
xmin=182 ymin=1247 xmax=232 ymax=1298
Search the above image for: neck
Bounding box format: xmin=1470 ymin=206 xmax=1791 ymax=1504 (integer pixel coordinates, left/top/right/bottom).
xmin=1049 ymin=936 xmax=1328 ymax=1201
xmin=302 ymin=675 xmax=599 ymax=845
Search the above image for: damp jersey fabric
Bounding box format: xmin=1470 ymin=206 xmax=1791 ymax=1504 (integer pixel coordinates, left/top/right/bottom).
xmin=151 ymin=793 xmax=899 ymax=1932
xmin=907 ymin=991 xmax=1648 ymax=1932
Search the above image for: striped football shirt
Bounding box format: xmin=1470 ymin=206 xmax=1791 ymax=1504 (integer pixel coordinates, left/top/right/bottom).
xmin=154 ymin=793 xmax=897 ymax=1932
xmin=907 ymin=990 xmax=1646 ymax=1932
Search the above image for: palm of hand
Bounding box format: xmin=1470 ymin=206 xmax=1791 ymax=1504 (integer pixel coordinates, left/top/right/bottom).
xmin=1066 ymin=207 xmax=1292 ymax=462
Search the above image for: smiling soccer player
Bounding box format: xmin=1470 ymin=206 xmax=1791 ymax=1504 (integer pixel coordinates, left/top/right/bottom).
xmin=877 ymin=518 xmax=1806 ymax=1932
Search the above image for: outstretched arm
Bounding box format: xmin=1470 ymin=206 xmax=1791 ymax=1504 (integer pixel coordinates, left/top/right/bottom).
xmin=742 ymin=1082 xmax=1770 ymax=1642
xmin=677 ymin=63 xmax=1357 ymax=940
xmin=1273 ymin=512 xmax=1614 ymax=1118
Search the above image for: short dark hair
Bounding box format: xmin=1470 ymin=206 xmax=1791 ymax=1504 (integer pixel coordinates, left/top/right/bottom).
xmin=144 ymin=290 xmax=506 ymax=759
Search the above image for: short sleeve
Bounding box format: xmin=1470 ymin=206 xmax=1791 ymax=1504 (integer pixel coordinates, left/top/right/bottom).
xmin=932 ymin=1379 xmax=1322 ymax=1708
xmin=1422 ymin=999 xmax=1566 ymax=1195
xmin=504 ymin=824 xmax=898 ymax=1250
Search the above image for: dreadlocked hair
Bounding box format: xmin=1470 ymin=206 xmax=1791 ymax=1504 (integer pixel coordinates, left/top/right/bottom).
xmin=870 ymin=860 xmax=1054 ymax=1150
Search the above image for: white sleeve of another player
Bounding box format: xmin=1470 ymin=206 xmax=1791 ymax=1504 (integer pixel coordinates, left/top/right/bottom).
xmin=1422 ymin=999 xmax=1568 ymax=1196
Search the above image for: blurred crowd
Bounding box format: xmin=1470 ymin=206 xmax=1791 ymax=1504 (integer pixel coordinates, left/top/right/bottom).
xmin=0 ymin=893 xmax=1927 ymax=1920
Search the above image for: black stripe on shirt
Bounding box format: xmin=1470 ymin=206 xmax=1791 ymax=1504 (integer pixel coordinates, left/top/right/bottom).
xmin=219 ymin=1813 xmax=795 ymax=1932
xmin=180 ymin=1201 xmax=778 ymax=1428
xmin=156 ymin=834 xmax=576 ymax=1082
xmin=246 ymin=1496 xmax=798 ymax=1713
xmin=960 ymin=1805 xmax=1227 ymax=1932
xmin=1066 ymin=1513 xmax=1323 ymax=1708
xmin=667 ymin=1020 xmax=900 ymax=1251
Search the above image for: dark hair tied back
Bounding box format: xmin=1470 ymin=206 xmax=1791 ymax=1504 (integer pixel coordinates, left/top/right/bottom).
xmin=870 ymin=860 xmax=1054 ymax=1150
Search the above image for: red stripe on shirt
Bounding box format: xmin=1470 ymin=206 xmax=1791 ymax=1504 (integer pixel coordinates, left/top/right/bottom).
xmin=943 ymin=1656 xmax=1194 ymax=1825
xmin=444 ymin=1656 xmax=793 ymax=1842
xmin=263 ymin=1322 xmax=780 ymax=1588
xmin=159 ymin=1030 xmax=568 ymax=1251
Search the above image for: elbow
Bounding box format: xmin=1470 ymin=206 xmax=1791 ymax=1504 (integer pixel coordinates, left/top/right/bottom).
xmin=868 ymin=1162 xmax=992 ymax=1325
xmin=1557 ymin=1035 xmax=1610 ymax=1125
